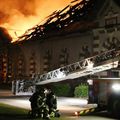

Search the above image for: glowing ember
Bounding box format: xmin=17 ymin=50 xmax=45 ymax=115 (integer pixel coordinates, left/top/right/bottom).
xmin=0 ymin=0 xmax=72 ymax=42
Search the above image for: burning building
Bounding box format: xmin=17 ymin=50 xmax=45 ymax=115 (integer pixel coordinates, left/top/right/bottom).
xmin=1 ymin=0 xmax=120 ymax=83
xmin=0 ymin=27 xmax=12 ymax=83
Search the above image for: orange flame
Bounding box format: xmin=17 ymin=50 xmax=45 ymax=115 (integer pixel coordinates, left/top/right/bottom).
xmin=0 ymin=0 xmax=72 ymax=42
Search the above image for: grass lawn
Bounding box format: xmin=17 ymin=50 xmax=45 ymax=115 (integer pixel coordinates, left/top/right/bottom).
xmin=0 ymin=103 xmax=70 ymax=120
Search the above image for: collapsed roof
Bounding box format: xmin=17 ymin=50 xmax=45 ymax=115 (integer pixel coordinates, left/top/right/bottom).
xmin=15 ymin=0 xmax=120 ymax=43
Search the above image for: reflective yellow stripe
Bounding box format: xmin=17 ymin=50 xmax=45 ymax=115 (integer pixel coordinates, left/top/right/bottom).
xmin=79 ymin=111 xmax=84 ymax=115
xmin=85 ymin=109 xmax=89 ymax=114
xmin=91 ymin=108 xmax=95 ymax=112
xmin=78 ymin=108 xmax=96 ymax=115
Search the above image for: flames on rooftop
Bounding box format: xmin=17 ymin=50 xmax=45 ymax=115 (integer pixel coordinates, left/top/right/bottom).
xmin=0 ymin=0 xmax=72 ymax=42
xmin=16 ymin=0 xmax=98 ymax=43
xmin=1 ymin=0 xmax=120 ymax=43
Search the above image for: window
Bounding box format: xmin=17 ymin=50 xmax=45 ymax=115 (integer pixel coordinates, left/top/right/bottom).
xmin=105 ymin=16 xmax=117 ymax=27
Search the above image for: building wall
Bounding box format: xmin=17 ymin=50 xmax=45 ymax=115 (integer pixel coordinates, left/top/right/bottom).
xmin=1 ymin=0 xmax=120 ymax=83
xmin=11 ymin=31 xmax=93 ymax=79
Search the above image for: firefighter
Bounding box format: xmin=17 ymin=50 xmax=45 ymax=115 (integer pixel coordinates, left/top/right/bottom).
xmin=37 ymin=89 xmax=50 ymax=119
xmin=29 ymin=90 xmax=40 ymax=117
xmin=29 ymin=89 xmax=50 ymax=119
xmin=45 ymin=88 xmax=60 ymax=117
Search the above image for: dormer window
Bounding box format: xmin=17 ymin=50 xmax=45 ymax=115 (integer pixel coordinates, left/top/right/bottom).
xmin=104 ymin=7 xmax=118 ymax=27
xmin=105 ymin=16 xmax=117 ymax=26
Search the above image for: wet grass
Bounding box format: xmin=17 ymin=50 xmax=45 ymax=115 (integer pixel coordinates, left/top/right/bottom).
xmin=0 ymin=103 xmax=29 ymax=120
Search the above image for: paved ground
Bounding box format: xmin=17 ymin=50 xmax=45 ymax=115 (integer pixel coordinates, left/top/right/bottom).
xmin=0 ymin=90 xmax=119 ymax=120
xmin=0 ymin=95 xmax=89 ymax=116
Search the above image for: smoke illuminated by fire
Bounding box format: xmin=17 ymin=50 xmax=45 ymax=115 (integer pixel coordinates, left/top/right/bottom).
xmin=0 ymin=0 xmax=72 ymax=42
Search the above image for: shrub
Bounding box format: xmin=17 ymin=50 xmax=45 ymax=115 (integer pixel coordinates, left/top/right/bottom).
xmin=53 ymin=83 xmax=70 ymax=97
xmin=74 ymin=84 xmax=88 ymax=98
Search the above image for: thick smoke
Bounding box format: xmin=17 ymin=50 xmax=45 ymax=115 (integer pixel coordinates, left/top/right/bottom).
xmin=0 ymin=0 xmax=72 ymax=41
xmin=0 ymin=0 xmax=36 ymax=24
xmin=0 ymin=27 xmax=12 ymax=43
